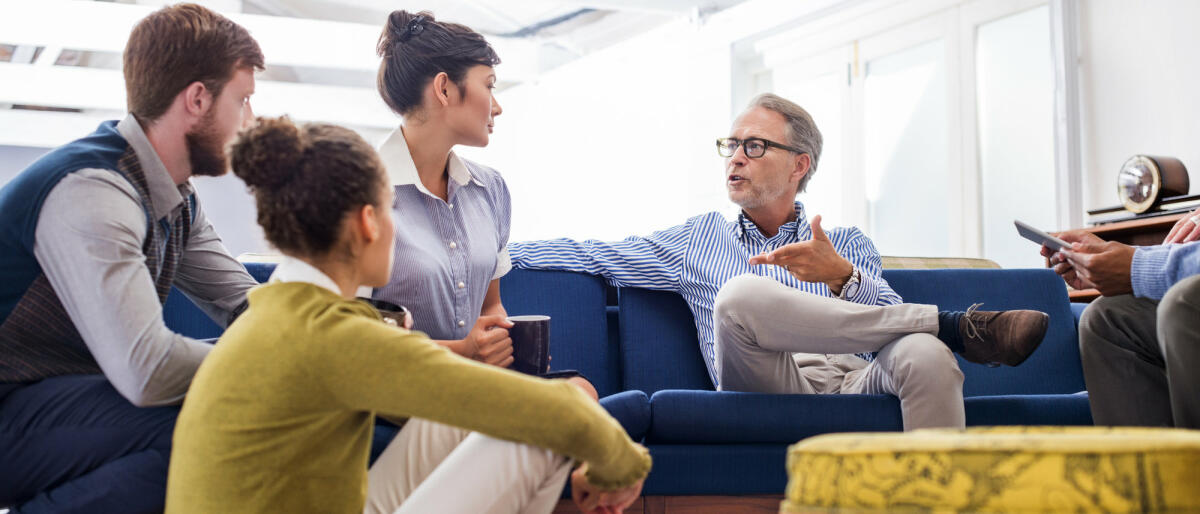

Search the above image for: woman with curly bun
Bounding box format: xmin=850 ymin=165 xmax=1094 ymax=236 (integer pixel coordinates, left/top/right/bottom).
xmin=164 ymin=117 xmax=649 ymax=514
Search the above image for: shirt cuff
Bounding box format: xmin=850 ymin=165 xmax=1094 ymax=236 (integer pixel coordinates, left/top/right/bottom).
xmin=492 ymin=247 xmax=513 ymax=280
xmin=1131 ymin=246 xmax=1171 ymax=300
xmin=847 ymin=270 xmax=882 ymax=305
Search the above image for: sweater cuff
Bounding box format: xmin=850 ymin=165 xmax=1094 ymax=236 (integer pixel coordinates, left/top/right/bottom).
xmin=585 ymin=444 xmax=652 ymax=490
xmin=1131 ymin=246 xmax=1171 ymax=300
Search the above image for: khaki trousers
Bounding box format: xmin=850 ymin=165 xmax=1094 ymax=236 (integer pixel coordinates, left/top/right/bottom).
xmin=364 ymin=419 xmax=573 ymax=514
xmin=714 ymin=274 xmax=965 ymax=430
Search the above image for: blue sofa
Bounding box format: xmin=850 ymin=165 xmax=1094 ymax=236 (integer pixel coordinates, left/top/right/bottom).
xmin=164 ymin=265 xmax=1092 ymax=499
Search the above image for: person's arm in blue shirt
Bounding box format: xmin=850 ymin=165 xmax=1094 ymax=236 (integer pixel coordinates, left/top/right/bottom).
xmin=830 ymin=226 xmax=903 ymax=307
xmin=507 ymin=220 xmax=694 ymax=291
xmin=1131 ymin=241 xmax=1200 ymax=300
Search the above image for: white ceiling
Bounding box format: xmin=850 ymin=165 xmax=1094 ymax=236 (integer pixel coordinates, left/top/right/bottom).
xmin=0 ymin=0 xmax=746 ymax=147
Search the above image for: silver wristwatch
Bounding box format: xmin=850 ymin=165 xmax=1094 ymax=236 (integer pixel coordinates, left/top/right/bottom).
xmin=838 ymin=267 xmax=861 ymax=300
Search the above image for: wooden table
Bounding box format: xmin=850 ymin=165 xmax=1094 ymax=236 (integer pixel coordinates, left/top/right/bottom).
xmin=1053 ymin=212 xmax=1189 ymax=302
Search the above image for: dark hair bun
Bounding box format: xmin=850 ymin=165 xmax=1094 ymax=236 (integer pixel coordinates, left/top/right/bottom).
xmin=381 ymin=10 xmax=434 ymax=51
xmin=230 ymin=116 xmax=303 ymax=190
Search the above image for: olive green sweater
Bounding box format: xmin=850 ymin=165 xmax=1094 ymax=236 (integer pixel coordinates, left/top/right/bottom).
xmin=166 ymin=282 xmax=650 ymax=513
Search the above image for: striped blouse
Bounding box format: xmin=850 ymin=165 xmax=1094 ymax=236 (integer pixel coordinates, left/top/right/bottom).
xmin=370 ymin=127 xmax=512 ymax=341
xmin=507 ymin=201 xmax=902 ymax=386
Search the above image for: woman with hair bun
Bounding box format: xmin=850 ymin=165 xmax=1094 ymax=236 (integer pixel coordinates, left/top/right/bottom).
xmin=164 ymin=117 xmax=649 ymax=514
xmin=367 ymin=11 xmax=637 ymax=511
xmin=369 ymin=11 xmax=600 ymax=389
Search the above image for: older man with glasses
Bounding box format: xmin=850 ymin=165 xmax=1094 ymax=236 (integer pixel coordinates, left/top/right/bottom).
xmin=507 ymin=93 xmax=1050 ymax=430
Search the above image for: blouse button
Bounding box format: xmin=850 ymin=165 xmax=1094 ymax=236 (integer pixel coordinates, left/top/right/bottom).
xmin=449 ymin=203 xmax=455 ymax=209
xmin=457 ymin=320 xmax=466 ymax=327
xmin=449 ymin=241 xmax=457 ymax=249
xmin=457 ymin=281 xmax=465 ymax=289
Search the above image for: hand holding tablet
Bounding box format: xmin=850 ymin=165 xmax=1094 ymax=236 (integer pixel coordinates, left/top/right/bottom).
xmin=1014 ymin=220 xmax=1070 ymax=252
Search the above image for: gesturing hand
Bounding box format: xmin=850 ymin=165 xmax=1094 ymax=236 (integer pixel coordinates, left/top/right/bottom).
xmin=571 ymin=462 xmax=645 ymax=514
xmin=747 ymin=215 xmax=853 ymax=292
xmin=462 ymin=314 xmax=514 ymax=368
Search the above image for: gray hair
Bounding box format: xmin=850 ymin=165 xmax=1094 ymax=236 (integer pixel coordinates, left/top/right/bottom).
xmin=747 ymin=93 xmax=823 ymax=194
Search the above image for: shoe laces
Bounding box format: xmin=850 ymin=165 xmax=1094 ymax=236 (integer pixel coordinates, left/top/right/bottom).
xmin=962 ymin=303 xmax=984 ymax=341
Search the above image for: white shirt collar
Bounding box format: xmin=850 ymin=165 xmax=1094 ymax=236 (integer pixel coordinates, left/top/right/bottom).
xmin=268 ymin=256 xmax=343 ymax=297
xmin=377 ymin=126 xmax=482 ymax=199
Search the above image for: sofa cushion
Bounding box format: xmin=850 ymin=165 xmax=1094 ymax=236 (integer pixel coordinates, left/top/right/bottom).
xmin=965 ymin=393 xmax=1093 ymax=426
xmin=600 ymin=390 xmax=652 ymax=442
xmin=617 ymin=288 xmax=714 ymax=394
xmin=163 ymin=262 xmax=276 ymax=340
xmin=647 ymin=390 xmax=903 ymax=444
xmin=499 ymin=269 xmax=620 ymax=397
xmin=882 ymin=269 xmax=1084 ymax=396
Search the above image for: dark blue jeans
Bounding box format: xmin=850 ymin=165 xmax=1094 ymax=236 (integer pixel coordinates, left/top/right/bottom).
xmin=0 ymin=375 xmax=400 ymax=513
xmin=0 ymin=375 xmax=177 ymax=513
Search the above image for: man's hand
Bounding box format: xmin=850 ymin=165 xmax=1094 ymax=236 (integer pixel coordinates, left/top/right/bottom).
xmin=1058 ymin=240 xmax=1136 ymax=296
xmin=571 ymin=462 xmax=645 ymax=514
xmin=748 ymin=215 xmax=853 ymax=293
xmin=1040 ymin=230 xmax=1103 ymax=291
xmin=460 ymin=315 xmax=514 ymax=368
xmin=1163 ymin=208 xmax=1200 ymax=244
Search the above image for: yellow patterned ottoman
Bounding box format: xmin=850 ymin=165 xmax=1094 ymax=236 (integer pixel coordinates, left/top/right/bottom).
xmin=781 ymin=426 xmax=1200 ymax=513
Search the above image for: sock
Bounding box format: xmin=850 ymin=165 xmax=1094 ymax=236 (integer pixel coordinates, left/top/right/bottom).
xmin=937 ymin=310 xmax=965 ymax=353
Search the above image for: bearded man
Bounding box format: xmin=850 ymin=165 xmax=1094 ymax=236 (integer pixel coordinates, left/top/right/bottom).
xmin=0 ymin=5 xmax=264 ymax=512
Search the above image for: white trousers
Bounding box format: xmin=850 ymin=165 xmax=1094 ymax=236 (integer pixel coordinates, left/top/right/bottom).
xmin=364 ymin=419 xmax=573 ymax=514
xmin=714 ymin=274 xmax=966 ymax=430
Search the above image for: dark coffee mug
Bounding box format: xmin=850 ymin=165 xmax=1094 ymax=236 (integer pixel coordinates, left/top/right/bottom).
xmin=358 ymin=297 xmax=410 ymax=329
xmin=508 ymin=315 xmax=550 ymax=375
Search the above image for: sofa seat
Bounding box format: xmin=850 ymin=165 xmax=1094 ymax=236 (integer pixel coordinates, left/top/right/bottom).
xmin=647 ymin=391 xmax=902 ymax=444
xmin=642 ymin=444 xmax=789 ymax=495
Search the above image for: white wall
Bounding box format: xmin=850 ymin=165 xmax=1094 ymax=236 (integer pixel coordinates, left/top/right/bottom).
xmin=458 ymin=17 xmax=738 ymax=242
xmin=1078 ymin=0 xmax=1200 ymax=212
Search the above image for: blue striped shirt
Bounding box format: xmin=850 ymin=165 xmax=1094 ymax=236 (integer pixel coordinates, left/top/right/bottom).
xmin=508 ymin=201 xmax=903 ymax=386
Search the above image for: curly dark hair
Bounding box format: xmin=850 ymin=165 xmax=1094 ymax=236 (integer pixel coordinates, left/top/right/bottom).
xmin=376 ymin=10 xmax=501 ymax=117
xmin=230 ymin=117 xmax=388 ymax=256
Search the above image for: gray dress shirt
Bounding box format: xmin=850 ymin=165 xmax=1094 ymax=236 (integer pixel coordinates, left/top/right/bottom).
xmin=31 ymin=115 xmax=257 ymax=406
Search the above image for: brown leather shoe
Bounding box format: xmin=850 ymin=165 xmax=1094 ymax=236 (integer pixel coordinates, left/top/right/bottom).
xmin=957 ymin=303 xmax=1049 ymax=367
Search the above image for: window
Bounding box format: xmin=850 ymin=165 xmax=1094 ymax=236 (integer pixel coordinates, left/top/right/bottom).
xmin=751 ymin=0 xmax=1064 ymax=266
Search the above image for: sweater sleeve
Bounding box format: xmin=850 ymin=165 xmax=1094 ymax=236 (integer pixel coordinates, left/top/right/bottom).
xmin=310 ymin=306 xmax=651 ymax=489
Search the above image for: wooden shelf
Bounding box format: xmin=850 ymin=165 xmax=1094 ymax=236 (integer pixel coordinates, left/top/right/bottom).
xmin=1067 ymin=288 xmax=1101 ymax=302
xmin=1061 ymin=212 xmax=1189 ymax=247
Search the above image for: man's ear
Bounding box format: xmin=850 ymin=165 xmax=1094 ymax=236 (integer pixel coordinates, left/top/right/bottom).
xmin=181 ymin=81 xmax=211 ymax=119
xmin=431 ymin=72 xmax=453 ymax=107
xmin=792 ymin=152 xmax=811 ymax=184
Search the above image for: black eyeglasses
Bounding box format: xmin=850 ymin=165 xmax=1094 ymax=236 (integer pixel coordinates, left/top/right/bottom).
xmin=716 ymin=137 xmax=806 ymax=159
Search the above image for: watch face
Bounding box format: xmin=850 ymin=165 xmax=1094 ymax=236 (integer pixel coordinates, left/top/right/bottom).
xmin=1118 ymin=155 xmax=1161 ymax=213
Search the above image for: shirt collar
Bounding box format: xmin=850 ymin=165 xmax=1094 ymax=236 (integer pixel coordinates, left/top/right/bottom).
xmin=268 ymin=256 xmax=344 ymax=297
xmin=735 ymin=201 xmax=809 ymax=241
xmin=377 ymin=126 xmax=482 ymax=199
xmin=116 ymin=114 xmax=189 ymax=220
